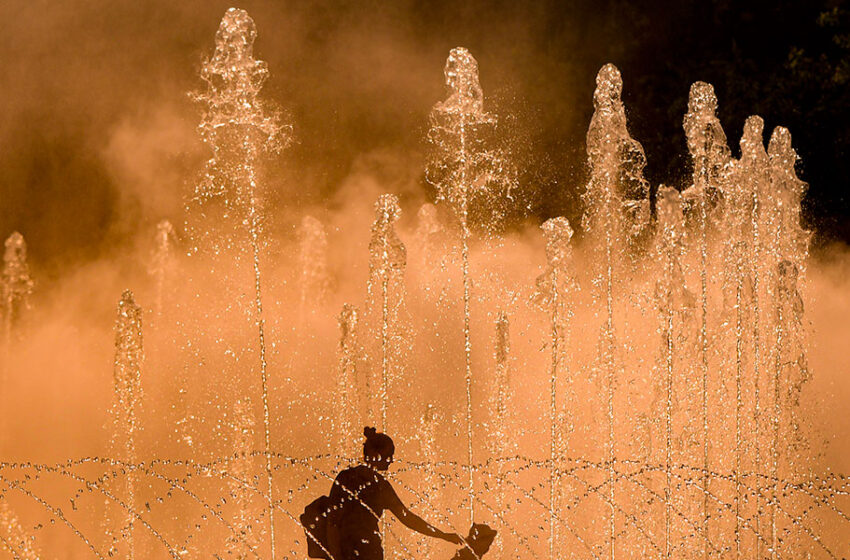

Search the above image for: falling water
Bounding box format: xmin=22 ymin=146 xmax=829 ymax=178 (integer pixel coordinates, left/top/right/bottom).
xmin=489 ymin=310 xmax=511 ymax=558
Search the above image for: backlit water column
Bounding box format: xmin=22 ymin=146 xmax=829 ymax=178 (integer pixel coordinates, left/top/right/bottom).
xmin=366 ymin=194 xmax=407 ymax=431
xmin=536 ymin=216 xmax=575 ymax=560
xmin=193 ymin=10 xmax=287 ymax=558
xmin=581 ymin=63 xmax=648 ymax=558
xmin=766 ymin=126 xmax=810 ymax=558
xmin=110 ymin=290 xmax=143 ymax=560
xmin=427 ymin=47 xmax=514 ymax=524
xmin=653 ymin=186 xmax=690 ymax=560
xmin=2 ymin=232 xmax=33 ymax=349
xmin=681 ymin=81 xmax=732 ymax=557
xmin=487 ymin=310 xmax=512 ymax=557
xmin=336 ymin=303 xmax=363 ymax=457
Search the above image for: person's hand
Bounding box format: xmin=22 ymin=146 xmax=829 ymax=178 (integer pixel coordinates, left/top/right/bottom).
xmin=443 ymin=532 xmax=463 ymax=545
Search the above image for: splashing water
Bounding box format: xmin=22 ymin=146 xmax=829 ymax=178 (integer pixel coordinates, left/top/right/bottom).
xmin=1 ymin=14 xmax=849 ymax=560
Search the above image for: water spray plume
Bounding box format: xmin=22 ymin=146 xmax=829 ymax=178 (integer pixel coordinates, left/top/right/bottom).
xmin=538 ymin=216 xmax=575 ymax=560
xmin=582 ymin=63 xmax=648 ymax=560
xmin=428 ymin=46 xmax=515 ymax=527
xmin=367 ymin=194 xmax=407 ymax=433
xmin=336 ymin=303 xmax=364 ymax=457
xmin=191 ymin=8 xmax=289 ymax=559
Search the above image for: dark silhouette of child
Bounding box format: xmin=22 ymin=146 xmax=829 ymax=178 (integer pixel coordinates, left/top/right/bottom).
xmin=325 ymin=427 xmax=462 ymax=560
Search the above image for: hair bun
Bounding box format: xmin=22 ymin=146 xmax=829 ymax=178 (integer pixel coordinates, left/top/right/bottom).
xmin=364 ymin=426 xmax=377 ymax=438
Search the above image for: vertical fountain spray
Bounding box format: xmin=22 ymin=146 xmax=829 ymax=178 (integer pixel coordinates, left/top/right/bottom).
xmin=150 ymin=220 xmax=175 ymax=319
xmin=582 ymin=63 xmax=648 ymax=559
xmin=2 ymin=232 xmax=33 ymax=348
xmin=654 ymin=186 xmax=690 ymax=560
xmin=736 ymin=115 xmax=769 ymax=558
xmin=366 ymin=194 xmax=407 ymax=431
xmin=538 ymin=217 xmax=575 ymax=560
xmin=681 ymin=81 xmax=731 ymax=559
xmin=193 ymin=9 xmax=288 ymax=558
xmin=767 ymin=126 xmax=810 ymax=558
xmin=489 ymin=310 xmax=511 ymax=558
xmin=110 ymin=290 xmax=143 ymax=560
xmin=337 ymin=303 xmax=362 ymax=457
xmin=427 ymin=47 xmax=514 ymax=525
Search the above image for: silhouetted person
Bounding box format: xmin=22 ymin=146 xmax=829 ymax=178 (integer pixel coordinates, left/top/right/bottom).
xmin=325 ymin=427 xmax=462 ymax=560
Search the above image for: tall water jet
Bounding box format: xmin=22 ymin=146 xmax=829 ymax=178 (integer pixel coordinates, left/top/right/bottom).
xmin=767 ymin=127 xmax=810 ymax=557
xmin=336 ymin=303 xmax=364 ymax=457
xmin=653 ymin=186 xmax=692 ymax=560
xmin=681 ymin=80 xmax=731 ymax=556
xmin=298 ymin=215 xmax=331 ymax=310
xmin=536 ymin=216 xmax=575 ymax=560
xmin=366 ymin=194 xmax=407 ymax=431
xmin=488 ymin=311 xmax=512 ymax=477
xmin=427 ymin=47 xmax=514 ymax=524
xmin=192 ymin=9 xmax=288 ymax=557
xmin=730 ymin=115 xmax=769 ymax=556
xmin=109 ymin=290 xmax=144 ymax=560
xmin=150 ymin=220 xmax=176 ymax=319
xmin=768 ymin=127 xmax=809 ymax=269
xmin=2 ymin=232 xmax=33 ymax=348
xmin=582 ymin=63 xmax=648 ymax=558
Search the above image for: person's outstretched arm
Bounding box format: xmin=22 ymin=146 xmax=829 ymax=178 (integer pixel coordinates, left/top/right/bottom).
xmin=384 ymin=482 xmax=462 ymax=544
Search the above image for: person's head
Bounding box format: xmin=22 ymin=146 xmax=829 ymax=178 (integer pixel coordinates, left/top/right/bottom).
xmin=362 ymin=426 xmax=394 ymax=470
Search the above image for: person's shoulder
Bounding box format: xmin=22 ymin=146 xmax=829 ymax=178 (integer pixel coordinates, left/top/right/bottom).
xmin=335 ymin=464 xmax=371 ymax=482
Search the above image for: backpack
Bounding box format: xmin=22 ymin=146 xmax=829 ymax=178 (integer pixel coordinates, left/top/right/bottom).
xmin=300 ymin=495 xmax=332 ymax=559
